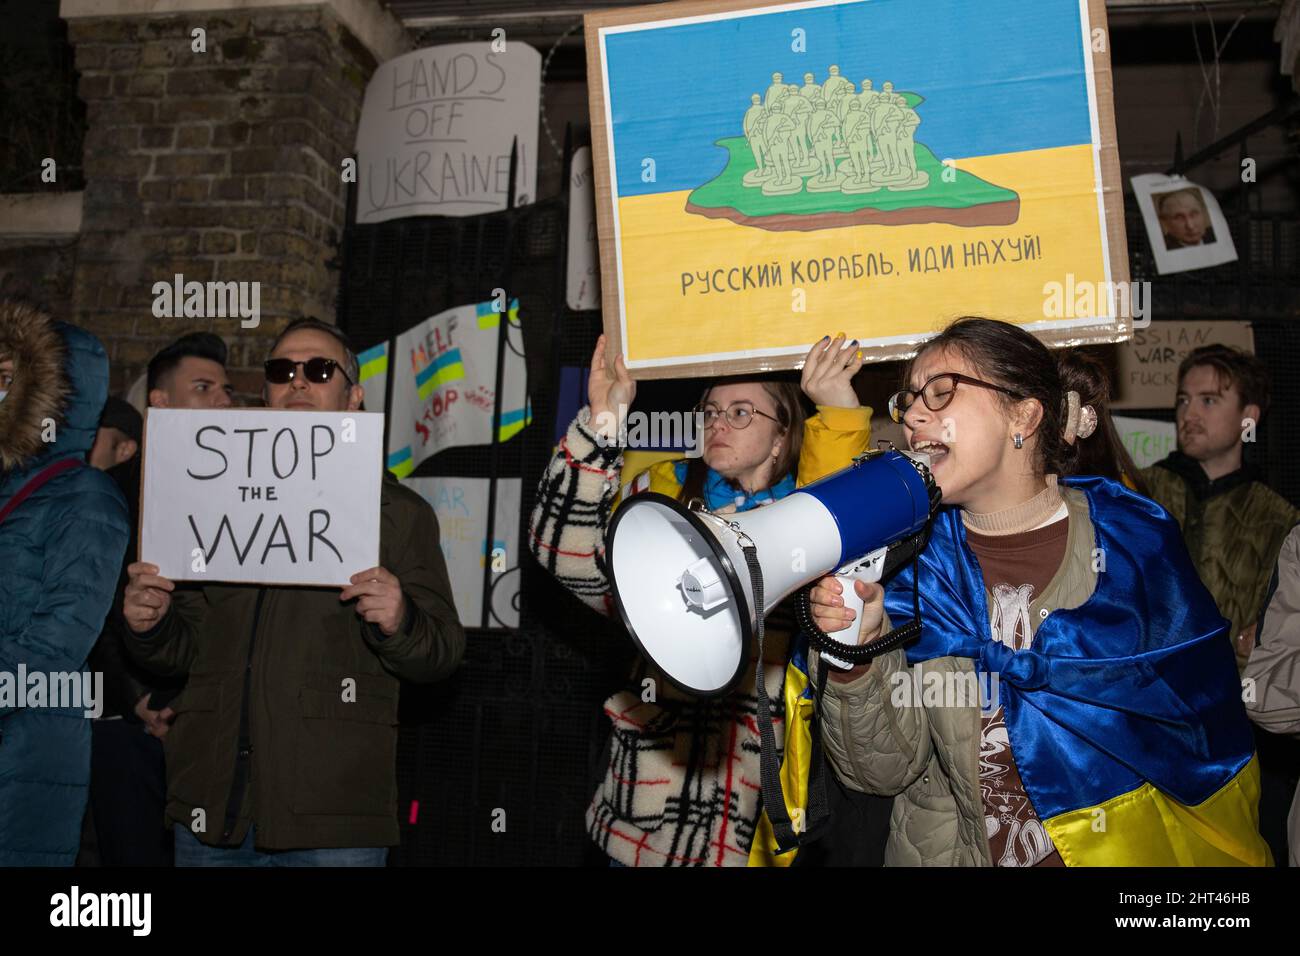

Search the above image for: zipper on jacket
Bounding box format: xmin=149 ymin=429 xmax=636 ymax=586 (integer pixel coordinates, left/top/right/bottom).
xmin=969 ymin=672 xmax=993 ymax=867
xmin=222 ymin=589 xmax=265 ymax=843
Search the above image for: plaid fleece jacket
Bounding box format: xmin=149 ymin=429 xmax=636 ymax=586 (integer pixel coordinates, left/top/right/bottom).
xmin=529 ymin=404 xmax=871 ymax=866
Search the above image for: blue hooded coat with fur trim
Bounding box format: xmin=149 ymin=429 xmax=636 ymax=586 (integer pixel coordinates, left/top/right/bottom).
xmin=0 ymin=307 xmax=129 ymax=865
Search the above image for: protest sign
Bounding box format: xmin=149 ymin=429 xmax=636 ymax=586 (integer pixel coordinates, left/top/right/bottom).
xmin=357 ymin=341 xmax=390 ymax=414
xmin=585 ymin=0 xmax=1129 ymax=378
xmin=405 ymin=476 xmax=521 ymax=628
xmin=356 ymin=42 xmax=541 ymax=223
xmin=1113 ymin=320 xmax=1254 ymax=409
xmin=1131 ymin=174 xmax=1238 ymax=276
xmin=566 ymin=146 xmax=602 ymax=310
xmin=386 ymin=297 xmax=533 ymax=478
xmin=1113 ymin=414 xmax=1177 ymax=470
xmin=140 ymin=409 xmax=384 ymax=586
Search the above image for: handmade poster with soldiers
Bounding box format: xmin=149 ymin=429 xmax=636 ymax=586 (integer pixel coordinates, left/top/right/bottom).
xmin=585 ymin=0 xmax=1130 ymax=378
xmin=140 ymin=409 xmax=384 ymax=586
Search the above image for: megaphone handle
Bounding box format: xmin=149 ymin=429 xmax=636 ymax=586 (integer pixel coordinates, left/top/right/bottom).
xmin=821 ymin=572 xmax=868 ymax=670
xmin=819 ymin=547 xmax=888 ymax=670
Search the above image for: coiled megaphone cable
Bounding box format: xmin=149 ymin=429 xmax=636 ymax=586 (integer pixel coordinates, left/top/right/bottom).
xmin=796 ymin=527 xmax=929 ymax=666
xmin=749 ymin=526 xmax=932 ymax=855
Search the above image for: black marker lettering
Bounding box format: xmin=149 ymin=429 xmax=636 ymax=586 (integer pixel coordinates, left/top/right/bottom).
xmin=187 ymin=426 xmax=228 ymax=480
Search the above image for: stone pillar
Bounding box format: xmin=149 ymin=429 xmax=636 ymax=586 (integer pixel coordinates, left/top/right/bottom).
xmin=62 ymin=0 xmax=407 ymax=396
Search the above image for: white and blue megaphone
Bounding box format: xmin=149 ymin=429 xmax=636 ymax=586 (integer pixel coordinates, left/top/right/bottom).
xmin=606 ymin=448 xmax=939 ymax=697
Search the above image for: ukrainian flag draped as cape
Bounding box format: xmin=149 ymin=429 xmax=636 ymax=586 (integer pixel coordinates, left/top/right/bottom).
xmin=753 ymin=476 xmax=1269 ymax=866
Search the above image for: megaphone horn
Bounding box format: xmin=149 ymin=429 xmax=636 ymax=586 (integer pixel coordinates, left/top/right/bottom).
xmin=606 ymin=448 xmax=940 ymax=697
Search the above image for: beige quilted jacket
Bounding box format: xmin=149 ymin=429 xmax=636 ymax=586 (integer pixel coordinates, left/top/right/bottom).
xmin=812 ymin=488 xmax=1099 ymax=866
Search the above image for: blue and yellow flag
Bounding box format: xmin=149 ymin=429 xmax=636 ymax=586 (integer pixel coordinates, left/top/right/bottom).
xmin=884 ymin=476 xmax=1268 ymax=866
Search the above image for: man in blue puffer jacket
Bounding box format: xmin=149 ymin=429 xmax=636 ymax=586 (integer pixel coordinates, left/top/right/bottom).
xmin=0 ymin=301 xmax=130 ymax=866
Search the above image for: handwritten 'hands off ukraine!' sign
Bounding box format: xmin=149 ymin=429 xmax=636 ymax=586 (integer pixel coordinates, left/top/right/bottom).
xmin=355 ymin=42 xmax=541 ymax=223
xmin=585 ymin=0 xmax=1130 ymax=378
xmin=140 ymin=410 xmax=384 ymax=586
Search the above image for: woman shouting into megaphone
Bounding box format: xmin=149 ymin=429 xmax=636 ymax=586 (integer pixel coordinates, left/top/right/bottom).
xmin=806 ymin=317 xmax=1270 ymax=867
xmin=529 ymin=331 xmax=878 ymax=867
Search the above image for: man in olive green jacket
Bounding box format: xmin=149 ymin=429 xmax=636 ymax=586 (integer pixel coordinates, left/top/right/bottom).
xmin=1142 ymin=344 xmax=1298 ymax=866
xmin=1140 ymin=345 xmax=1298 ymax=666
xmin=123 ymin=320 xmax=465 ymax=865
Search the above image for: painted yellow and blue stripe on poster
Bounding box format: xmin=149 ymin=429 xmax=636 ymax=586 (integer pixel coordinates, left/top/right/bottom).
xmin=476 ymin=298 xmax=521 ymax=328
xmin=592 ymin=0 xmax=1127 ymax=372
xmin=417 ymin=348 xmax=466 ymax=400
xmin=356 ymin=342 xmax=389 ymax=414
xmin=386 ymin=297 xmax=531 ymax=478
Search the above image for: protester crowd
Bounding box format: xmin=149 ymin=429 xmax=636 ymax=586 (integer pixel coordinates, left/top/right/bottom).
xmin=1 ymin=300 xmax=1298 ymax=867
xmin=0 ymin=307 xmax=465 ymax=867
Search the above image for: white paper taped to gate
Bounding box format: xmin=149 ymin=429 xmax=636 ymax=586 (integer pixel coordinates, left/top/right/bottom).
xmin=385 ymin=297 xmax=532 ymax=478
xmin=355 ymin=42 xmax=541 ymax=223
xmin=404 ymin=476 xmax=521 ymax=628
xmin=566 ymin=145 xmax=601 ymax=311
xmin=1131 ymin=173 xmax=1238 ymax=275
xmin=140 ymin=409 xmax=384 ymax=585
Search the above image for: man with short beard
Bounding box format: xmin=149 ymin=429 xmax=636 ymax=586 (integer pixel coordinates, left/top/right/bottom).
xmin=1142 ymin=345 xmax=1298 ymax=663
xmin=1142 ymin=344 xmax=1299 ymax=867
xmin=122 ymin=319 xmax=464 ymax=866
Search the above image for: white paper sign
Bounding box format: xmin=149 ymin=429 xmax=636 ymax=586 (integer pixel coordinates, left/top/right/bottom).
xmin=1131 ymin=173 xmax=1238 ymax=275
xmin=386 ymin=297 xmax=531 ymax=478
xmin=355 ymin=43 xmax=541 ymax=223
xmin=141 ymin=409 xmax=384 ymax=585
xmin=404 ymin=476 xmax=521 ymax=628
xmin=566 ymin=146 xmax=600 ymax=311
xmin=1113 ymin=414 xmax=1177 ymax=470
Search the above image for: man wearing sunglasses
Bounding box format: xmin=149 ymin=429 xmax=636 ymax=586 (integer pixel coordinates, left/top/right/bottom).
xmin=122 ymin=318 xmax=465 ymax=866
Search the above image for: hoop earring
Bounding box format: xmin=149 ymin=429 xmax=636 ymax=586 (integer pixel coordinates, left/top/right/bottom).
xmin=1013 ymin=433 xmax=1024 ymax=449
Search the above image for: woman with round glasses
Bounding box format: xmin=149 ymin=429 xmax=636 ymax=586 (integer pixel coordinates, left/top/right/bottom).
xmin=529 ymin=332 xmax=878 ymax=867
xmin=805 ymin=317 xmax=1269 ymax=866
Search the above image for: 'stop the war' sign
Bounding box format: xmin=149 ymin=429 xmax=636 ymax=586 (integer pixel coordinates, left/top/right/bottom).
xmin=140 ymin=409 xmax=384 ymax=586
xmin=355 ymin=42 xmax=541 ymax=223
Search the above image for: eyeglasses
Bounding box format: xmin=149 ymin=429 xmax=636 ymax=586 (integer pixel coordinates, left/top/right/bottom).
xmin=694 ymin=400 xmax=781 ymax=429
xmin=887 ymin=373 xmax=1024 ymax=424
xmin=264 ymin=357 xmax=353 ymax=387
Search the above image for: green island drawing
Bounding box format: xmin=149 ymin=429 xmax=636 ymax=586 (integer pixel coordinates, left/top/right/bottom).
xmin=685 ymin=68 xmax=1020 ymax=232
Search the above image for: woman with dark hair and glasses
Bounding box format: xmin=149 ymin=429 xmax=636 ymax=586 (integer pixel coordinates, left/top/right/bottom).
xmin=805 ymin=317 xmax=1269 ymax=866
xmin=529 ymin=332 xmax=883 ymax=867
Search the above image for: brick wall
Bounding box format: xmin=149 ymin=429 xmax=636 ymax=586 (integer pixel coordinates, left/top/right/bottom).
xmin=67 ymin=7 xmax=378 ymax=398
xmin=0 ymin=239 xmax=78 ymax=320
